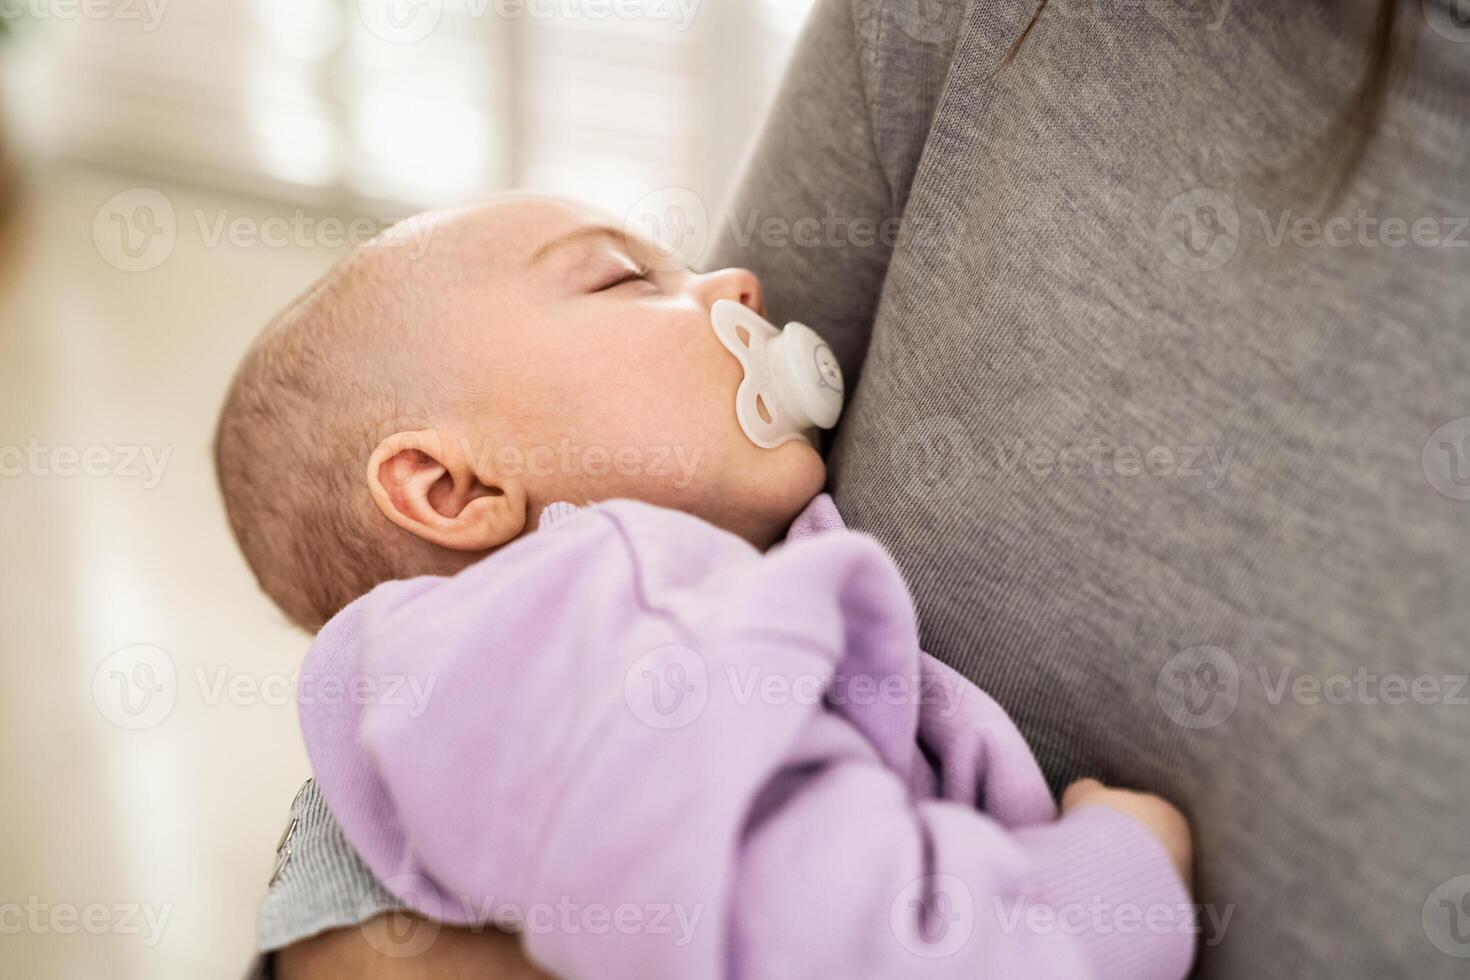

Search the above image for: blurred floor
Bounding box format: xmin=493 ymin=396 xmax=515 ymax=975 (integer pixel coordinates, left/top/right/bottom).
xmin=0 ymin=164 xmax=348 ymax=978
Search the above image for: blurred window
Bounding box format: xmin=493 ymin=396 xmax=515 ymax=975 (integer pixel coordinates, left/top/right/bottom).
xmin=16 ymin=0 xmax=815 ymax=214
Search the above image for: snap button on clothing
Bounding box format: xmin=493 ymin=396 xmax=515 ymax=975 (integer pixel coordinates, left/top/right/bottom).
xmin=269 ymin=815 xmax=298 ymax=888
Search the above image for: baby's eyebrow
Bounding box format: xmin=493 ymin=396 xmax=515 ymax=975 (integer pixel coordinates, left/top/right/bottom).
xmin=523 ymin=224 xmax=630 ymax=269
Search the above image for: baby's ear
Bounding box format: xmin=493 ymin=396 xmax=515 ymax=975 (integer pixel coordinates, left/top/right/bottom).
xmin=366 ymin=428 xmax=527 ymax=551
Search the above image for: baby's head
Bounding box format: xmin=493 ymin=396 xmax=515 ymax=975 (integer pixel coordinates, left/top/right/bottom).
xmin=214 ymin=193 xmax=826 ymax=632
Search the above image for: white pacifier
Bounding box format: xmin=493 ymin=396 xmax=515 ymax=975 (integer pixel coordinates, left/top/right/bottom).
xmin=709 ymin=298 xmax=844 ymax=449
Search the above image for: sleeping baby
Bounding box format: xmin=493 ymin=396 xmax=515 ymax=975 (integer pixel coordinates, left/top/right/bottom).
xmin=214 ymin=194 xmax=1197 ymax=979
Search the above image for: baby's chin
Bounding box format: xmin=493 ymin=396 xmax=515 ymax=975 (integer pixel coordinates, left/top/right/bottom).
xmin=730 ymin=436 xmax=828 ymax=546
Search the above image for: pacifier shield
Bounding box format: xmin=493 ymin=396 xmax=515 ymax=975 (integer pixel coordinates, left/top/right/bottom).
xmin=710 ymin=299 xmax=844 ymax=450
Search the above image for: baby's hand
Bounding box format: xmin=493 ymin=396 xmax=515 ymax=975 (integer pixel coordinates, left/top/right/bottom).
xmin=1061 ymin=778 xmax=1193 ymax=892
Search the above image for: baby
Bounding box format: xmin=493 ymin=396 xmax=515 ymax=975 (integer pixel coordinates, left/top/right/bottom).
xmin=216 ymin=194 xmax=1196 ymax=979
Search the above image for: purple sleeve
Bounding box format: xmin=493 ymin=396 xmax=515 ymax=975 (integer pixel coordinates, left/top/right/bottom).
xmin=300 ymin=499 xmax=1194 ymax=979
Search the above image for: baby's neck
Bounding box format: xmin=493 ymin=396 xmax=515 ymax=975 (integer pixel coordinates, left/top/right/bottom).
xmin=528 ymin=495 xmax=816 ymax=552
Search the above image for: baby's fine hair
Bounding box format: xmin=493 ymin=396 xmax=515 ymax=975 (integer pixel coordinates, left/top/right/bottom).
xmin=213 ymin=241 xmax=466 ymax=632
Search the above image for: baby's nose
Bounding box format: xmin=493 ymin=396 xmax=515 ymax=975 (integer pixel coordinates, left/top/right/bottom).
xmin=702 ymin=267 xmax=765 ymax=318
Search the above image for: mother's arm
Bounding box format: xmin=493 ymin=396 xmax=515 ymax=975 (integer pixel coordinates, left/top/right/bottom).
xmin=276 ymin=915 xmax=551 ymax=980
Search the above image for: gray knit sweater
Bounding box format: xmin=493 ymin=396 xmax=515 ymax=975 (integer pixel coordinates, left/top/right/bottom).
xmin=254 ymin=2 xmax=1470 ymax=977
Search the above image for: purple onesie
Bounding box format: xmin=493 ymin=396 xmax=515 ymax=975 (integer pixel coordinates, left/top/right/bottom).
xmin=298 ymin=493 xmax=1195 ymax=978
